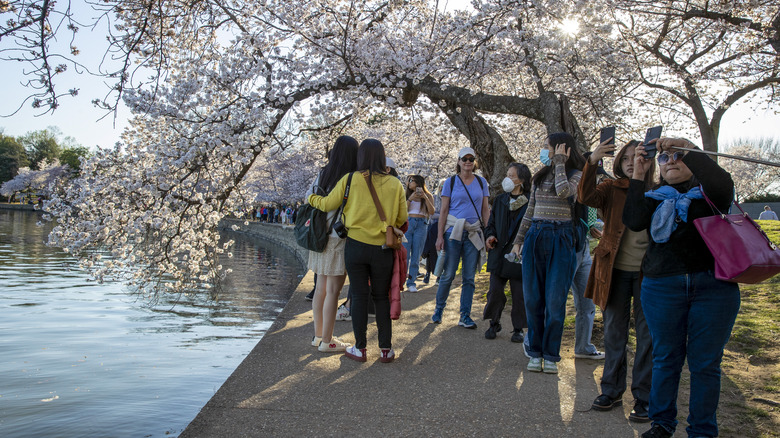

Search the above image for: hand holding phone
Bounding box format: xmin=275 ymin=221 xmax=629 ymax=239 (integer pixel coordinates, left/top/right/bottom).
xmin=642 ymin=125 xmax=663 ymax=159
xmin=600 ymin=126 xmax=616 ymax=156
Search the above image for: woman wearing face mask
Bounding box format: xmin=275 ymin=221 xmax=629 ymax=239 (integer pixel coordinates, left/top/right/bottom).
xmin=482 ymin=163 xmax=532 ymax=342
xmin=403 ymin=175 xmax=435 ymax=293
xmin=510 ymin=132 xmax=586 ymax=374
xmin=624 ymin=137 xmax=739 ymax=438
xmin=578 ymin=139 xmax=655 ymax=423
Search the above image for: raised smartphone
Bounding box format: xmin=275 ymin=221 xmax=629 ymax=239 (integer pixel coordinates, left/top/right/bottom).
xmin=600 ymin=126 xmax=616 ymax=156
xmin=642 ymin=125 xmax=663 ymax=159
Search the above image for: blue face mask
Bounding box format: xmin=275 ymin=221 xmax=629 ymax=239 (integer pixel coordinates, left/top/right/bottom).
xmin=540 ymin=149 xmax=552 ymax=166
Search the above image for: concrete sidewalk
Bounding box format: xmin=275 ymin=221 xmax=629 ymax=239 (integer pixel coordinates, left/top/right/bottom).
xmin=182 ymin=271 xmax=651 ymax=437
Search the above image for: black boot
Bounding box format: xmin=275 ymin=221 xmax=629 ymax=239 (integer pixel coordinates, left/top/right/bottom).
xmin=423 ymin=272 xmax=430 ymax=284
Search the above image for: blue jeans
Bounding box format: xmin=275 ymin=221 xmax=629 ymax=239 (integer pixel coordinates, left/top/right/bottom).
xmin=642 ymin=272 xmax=740 ymax=437
xmin=522 ymin=221 xmax=577 ymax=363
xmin=404 ymin=217 xmax=428 ymax=287
xmin=570 ymin=245 xmax=597 ymax=355
xmin=434 ymin=230 xmax=480 ymax=317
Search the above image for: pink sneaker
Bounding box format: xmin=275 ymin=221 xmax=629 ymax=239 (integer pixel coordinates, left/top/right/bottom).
xmin=379 ymin=348 xmax=395 ymax=363
xmin=345 ymin=345 xmax=367 ymax=362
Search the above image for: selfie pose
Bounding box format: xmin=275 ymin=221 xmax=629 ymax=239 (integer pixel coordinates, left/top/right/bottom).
xmin=403 ymin=175 xmax=435 ymax=293
xmin=579 ymin=139 xmax=655 ymax=422
xmin=624 ymin=137 xmax=739 ymax=438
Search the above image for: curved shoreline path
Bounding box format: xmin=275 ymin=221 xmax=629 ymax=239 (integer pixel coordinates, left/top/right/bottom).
xmin=181 ymin=269 xmax=646 ymax=437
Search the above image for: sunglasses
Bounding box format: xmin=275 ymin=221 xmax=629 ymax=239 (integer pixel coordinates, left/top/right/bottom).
xmin=657 ymin=151 xmax=684 ymax=165
xmin=460 ymin=156 xmax=475 ymax=162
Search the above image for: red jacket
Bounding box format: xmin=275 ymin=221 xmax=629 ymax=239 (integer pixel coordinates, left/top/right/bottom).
xmin=389 ymin=246 xmax=407 ymax=320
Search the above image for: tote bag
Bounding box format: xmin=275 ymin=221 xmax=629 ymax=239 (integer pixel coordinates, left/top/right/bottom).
xmin=693 ymin=193 xmax=780 ymax=284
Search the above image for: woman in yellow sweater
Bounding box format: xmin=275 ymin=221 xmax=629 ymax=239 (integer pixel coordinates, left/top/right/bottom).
xmin=308 ymin=139 xmax=408 ymax=363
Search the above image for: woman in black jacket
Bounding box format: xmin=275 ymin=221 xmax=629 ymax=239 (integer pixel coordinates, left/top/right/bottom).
xmin=482 ymin=163 xmax=532 ymax=342
xmin=624 ymin=137 xmax=740 ymax=438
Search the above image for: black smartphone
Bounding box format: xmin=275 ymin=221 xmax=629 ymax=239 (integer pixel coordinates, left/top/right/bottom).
xmin=643 ymin=125 xmax=663 ymax=159
xmin=600 ymin=126 xmax=616 ymax=156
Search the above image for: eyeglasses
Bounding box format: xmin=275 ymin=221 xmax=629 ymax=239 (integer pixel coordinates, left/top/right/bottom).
xmin=657 ymin=151 xmax=684 ymax=165
xmin=461 ymin=156 xmax=475 ymax=162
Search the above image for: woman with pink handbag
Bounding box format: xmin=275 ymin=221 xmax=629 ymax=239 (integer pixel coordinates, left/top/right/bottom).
xmin=624 ymin=137 xmax=739 ymax=438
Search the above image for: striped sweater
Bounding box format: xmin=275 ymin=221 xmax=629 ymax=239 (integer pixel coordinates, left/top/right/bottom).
xmin=513 ymin=155 xmax=582 ymax=246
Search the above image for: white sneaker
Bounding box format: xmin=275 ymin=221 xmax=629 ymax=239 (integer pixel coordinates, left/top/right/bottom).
xmin=335 ymin=304 xmax=352 ymax=321
xmin=318 ymin=337 xmax=350 ymax=353
xmin=527 ymin=357 xmax=542 ymax=372
xmin=311 ymin=336 xmax=322 ymax=347
xmin=407 ymin=284 xmax=418 ymax=293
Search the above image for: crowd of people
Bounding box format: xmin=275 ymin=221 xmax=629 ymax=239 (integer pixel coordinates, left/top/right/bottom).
xmin=247 ymin=204 xmax=299 ymax=225
xmin=295 ymin=130 xmax=740 ymax=438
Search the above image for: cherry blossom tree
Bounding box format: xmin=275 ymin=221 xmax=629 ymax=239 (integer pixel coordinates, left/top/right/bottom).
xmin=27 ymin=0 xmax=779 ymax=296
xmin=610 ymin=0 xmax=780 ymax=152
xmin=720 ymin=137 xmax=780 ymax=202
xmin=0 ymin=158 xmax=70 ymax=200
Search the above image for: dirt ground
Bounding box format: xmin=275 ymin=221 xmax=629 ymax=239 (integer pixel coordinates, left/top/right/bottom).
xmin=472 ymin=272 xmax=780 ymax=438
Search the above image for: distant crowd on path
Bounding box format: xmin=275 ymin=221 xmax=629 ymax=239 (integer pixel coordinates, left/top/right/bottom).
xmin=294 ymin=128 xmax=741 ymax=438
xmin=246 ymin=204 xmax=299 ymax=225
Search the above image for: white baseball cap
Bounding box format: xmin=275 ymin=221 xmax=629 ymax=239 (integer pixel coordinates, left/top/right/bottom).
xmin=386 ymin=157 xmax=396 ymax=168
xmin=458 ymin=147 xmax=476 ymax=159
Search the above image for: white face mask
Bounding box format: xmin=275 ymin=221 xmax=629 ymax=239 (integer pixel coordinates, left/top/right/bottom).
xmin=502 ymin=177 xmax=516 ymax=193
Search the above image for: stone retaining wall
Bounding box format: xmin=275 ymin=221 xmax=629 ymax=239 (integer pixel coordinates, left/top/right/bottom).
xmin=218 ymin=218 xmax=308 ymax=268
xmin=0 ymin=203 xmax=39 ymax=211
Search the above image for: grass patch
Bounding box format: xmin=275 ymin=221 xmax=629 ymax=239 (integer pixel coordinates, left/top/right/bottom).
xmin=726 ymin=283 xmax=780 ymax=363
xmin=757 ymin=220 xmax=780 ymax=247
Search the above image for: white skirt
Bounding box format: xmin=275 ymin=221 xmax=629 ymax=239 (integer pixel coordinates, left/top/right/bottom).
xmin=307 ymin=235 xmax=346 ymax=275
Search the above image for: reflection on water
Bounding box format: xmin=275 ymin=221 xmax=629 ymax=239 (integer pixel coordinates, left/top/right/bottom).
xmin=0 ymin=210 xmax=304 ymax=437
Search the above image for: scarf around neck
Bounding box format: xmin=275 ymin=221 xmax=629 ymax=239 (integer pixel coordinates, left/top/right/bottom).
xmin=509 ymin=194 xmax=528 ymax=211
xmin=644 ymin=185 xmax=703 ymax=243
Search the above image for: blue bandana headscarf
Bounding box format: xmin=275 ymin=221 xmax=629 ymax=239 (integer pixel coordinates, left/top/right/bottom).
xmin=644 ymin=185 xmax=703 ymax=243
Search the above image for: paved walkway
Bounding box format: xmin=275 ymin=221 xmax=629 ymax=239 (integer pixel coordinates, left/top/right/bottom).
xmin=182 ymin=271 xmax=654 ymax=437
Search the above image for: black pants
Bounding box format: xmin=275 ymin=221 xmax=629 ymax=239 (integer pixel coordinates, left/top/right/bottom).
xmin=482 ymin=272 xmax=527 ymax=330
xmin=600 ymin=269 xmax=652 ymax=402
xmin=345 ymin=238 xmax=393 ymax=349
xmin=425 ymin=251 xmax=437 ymax=274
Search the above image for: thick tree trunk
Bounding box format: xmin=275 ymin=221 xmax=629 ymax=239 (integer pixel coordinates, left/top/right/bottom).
xmin=437 ymin=101 xmax=513 ymax=199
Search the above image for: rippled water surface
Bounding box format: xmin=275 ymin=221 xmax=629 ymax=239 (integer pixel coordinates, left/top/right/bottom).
xmin=0 ymin=210 xmax=304 ymax=437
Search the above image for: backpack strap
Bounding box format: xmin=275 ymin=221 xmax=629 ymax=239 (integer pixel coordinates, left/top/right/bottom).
xmin=455 ymin=174 xmax=486 ymax=229
xmin=331 ymin=172 xmax=354 ymax=232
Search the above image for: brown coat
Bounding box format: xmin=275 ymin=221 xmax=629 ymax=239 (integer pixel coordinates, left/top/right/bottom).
xmin=577 ymin=162 xmax=634 ymax=310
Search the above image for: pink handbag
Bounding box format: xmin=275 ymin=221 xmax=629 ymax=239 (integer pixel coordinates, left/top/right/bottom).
xmin=693 ymin=192 xmax=780 ymax=284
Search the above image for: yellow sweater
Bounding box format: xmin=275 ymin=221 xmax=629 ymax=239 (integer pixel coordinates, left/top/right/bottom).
xmin=308 ymin=171 xmax=408 ymax=246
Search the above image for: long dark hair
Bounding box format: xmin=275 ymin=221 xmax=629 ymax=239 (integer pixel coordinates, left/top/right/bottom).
xmin=357 ymin=138 xmax=388 ymax=174
xmin=613 ymin=140 xmax=656 ymax=191
xmin=405 ymin=175 xmax=427 ymax=199
xmin=405 ymin=174 xmax=433 ymax=214
xmin=508 ymin=162 xmax=532 ymax=195
xmin=531 ymin=132 xmax=586 ymax=186
xmin=319 ymin=136 xmax=358 ymax=193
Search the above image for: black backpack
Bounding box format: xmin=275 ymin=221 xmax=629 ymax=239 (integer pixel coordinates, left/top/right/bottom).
xmin=294 ymin=172 xmax=353 ymax=252
xmin=294 ymin=171 xmax=330 ymax=252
